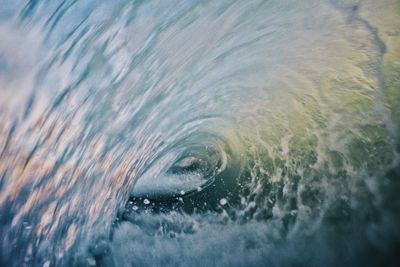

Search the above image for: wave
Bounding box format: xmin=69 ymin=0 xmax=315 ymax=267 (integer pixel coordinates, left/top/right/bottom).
xmin=0 ymin=0 xmax=399 ymax=266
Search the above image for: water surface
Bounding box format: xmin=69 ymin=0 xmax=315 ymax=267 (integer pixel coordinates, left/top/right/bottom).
xmin=0 ymin=0 xmax=400 ymax=266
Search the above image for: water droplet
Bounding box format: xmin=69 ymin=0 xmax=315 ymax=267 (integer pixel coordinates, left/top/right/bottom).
xmin=86 ymin=257 xmax=96 ymax=266
xmin=248 ymin=201 xmax=256 ymax=208
xmin=180 ymin=190 xmax=185 ymax=195
xmin=219 ymin=198 xmax=227 ymax=206
xmin=143 ymin=199 xmax=150 ymax=205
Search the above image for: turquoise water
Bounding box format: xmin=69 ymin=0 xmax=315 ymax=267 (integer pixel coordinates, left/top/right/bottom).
xmin=0 ymin=0 xmax=399 ymax=266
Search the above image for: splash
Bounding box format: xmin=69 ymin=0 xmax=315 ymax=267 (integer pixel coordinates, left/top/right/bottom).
xmin=0 ymin=0 xmax=399 ymax=266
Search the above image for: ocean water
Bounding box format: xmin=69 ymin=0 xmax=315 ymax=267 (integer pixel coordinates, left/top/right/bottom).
xmin=0 ymin=0 xmax=400 ymax=266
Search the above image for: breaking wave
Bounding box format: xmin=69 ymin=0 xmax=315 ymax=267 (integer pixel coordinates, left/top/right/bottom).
xmin=0 ymin=0 xmax=400 ymax=266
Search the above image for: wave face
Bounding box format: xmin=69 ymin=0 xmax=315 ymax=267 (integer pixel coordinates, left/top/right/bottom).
xmin=1 ymin=0 xmax=400 ymax=266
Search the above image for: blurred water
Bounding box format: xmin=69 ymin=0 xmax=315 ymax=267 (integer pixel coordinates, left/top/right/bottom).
xmin=0 ymin=0 xmax=400 ymax=266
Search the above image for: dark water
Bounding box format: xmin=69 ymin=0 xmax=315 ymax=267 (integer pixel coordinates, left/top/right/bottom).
xmin=0 ymin=0 xmax=400 ymax=266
